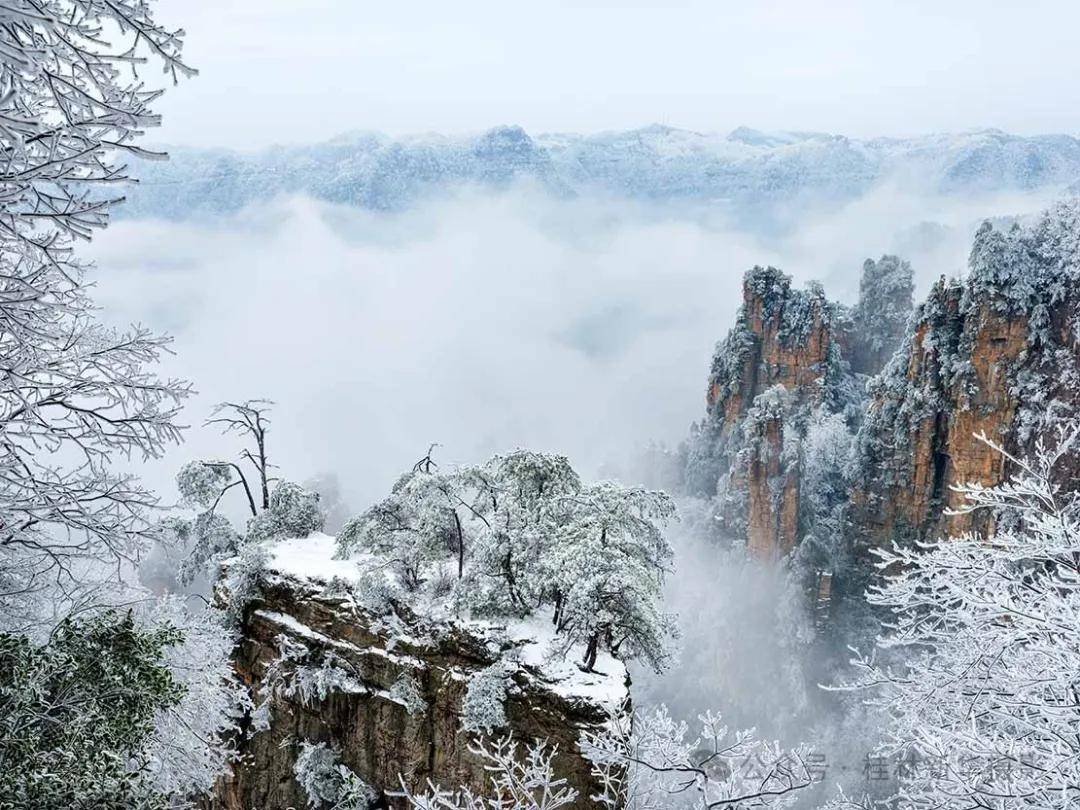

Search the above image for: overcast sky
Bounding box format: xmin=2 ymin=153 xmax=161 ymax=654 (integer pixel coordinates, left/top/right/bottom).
xmin=155 ymin=0 xmax=1078 ymax=149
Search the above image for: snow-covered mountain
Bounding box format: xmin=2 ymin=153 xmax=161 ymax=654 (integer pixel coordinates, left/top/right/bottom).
xmin=122 ymin=126 xmax=1080 ymax=219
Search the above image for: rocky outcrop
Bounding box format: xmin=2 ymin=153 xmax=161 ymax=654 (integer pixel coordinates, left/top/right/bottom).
xmin=687 ymin=200 xmax=1080 ymax=568
xmin=742 ymin=393 xmax=801 ymax=559
xmin=703 ymin=268 xmax=842 ymax=425
xmin=850 ymin=206 xmax=1080 ymax=553
xmin=210 ymin=537 xmax=626 ymax=810
xmin=684 ymin=266 xmax=861 ymax=558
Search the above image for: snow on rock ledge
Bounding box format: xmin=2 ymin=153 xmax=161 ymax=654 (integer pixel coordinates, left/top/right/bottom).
xmin=210 ymin=534 xmax=629 ymax=810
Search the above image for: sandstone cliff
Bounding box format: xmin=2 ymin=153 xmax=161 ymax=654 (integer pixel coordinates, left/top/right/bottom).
xmin=685 ymin=201 xmax=1080 ymax=567
xmin=210 ymin=536 xmax=627 ymax=810
xmin=684 ymin=265 xmax=864 ymax=559
xmin=850 ymin=206 xmax=1080 ymax=552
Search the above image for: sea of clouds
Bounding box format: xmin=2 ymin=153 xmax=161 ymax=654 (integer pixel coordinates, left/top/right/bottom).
xmin=89 ymin=181 xmax=1060 ymax=510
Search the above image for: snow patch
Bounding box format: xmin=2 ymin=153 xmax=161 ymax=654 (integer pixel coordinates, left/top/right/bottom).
xmin=267 ymin=533 xmax=359 ymax=582
xmin=260 ymin=536 xmax=628 ymax=707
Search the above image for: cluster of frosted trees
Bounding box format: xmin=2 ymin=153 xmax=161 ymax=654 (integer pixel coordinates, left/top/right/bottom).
xmin=337 ymin=448 xmax=677 ymax=673
xmin=164 ymin=400 xmax=325 ymax=591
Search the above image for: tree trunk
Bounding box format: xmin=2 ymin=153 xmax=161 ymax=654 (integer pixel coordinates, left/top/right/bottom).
xmin=453 ymin=512 xmax=465 ymax=578
xmin=581 ymin=632 xmax=600 ymax=672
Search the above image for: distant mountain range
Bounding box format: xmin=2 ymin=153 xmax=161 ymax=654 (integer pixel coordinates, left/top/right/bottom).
xmin=121 ymin=126 xmax=1080 ymax=219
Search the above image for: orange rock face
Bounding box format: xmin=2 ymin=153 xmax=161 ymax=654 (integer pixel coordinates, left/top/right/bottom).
xmin=707 ymin=271 xmax=835 ymax=422
xmin=850 ymin=271 xmax=1078 ymax=554
xmin=701 ymin=267 xmax=843 ymax=560
xmin=745 ymin=414 xmax=800 ymax=559
xmin=694 ymin=207 xmax=1080 ymax=567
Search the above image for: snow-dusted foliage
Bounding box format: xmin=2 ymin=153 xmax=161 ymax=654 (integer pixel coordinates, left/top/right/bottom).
xmin=219 ymin=542 xmax=271 ymax=624
xmin=177 ymin=461 xmax=235 ymax=508
xmin=141 ymin=598 xmax=250 ymax=799
xmin=0 ymin=1 xmax=193 ymax=634
xmin=581 ymin=704 xmax=812 ymax=809
xmin=295 ymin=741 xmax=346 ymax=807
xmin=337 ymin=449 xmax=677 ymax=672
xmin=251 ymin=631 xmax=364 ymax=733
xmin=172 ymin=512 xmax=243 ymax=587
xmin=844 ymin=425 xmax=1080 ymax=809
xmin=400 ymin=736 xmax=577 ymax=810
xmin=455 ymin=450 xmax=584 ymax=616
xmin=338 ymin=449 xmax=472 ymax=590
xmin=0 ymin=611 xmax=186 ymax=809
xmin=851 ymin=255 xmax=914 ymax=374
xmin=294 ymin=741 xmax=377 ymax=809
xmin=246 ymin=481 xmax=325 ymax=544
xmin=163 ymin=401 xmax=325 ymax=585
xmin=462 ymin=661 xmax=513 ymax=735
xmin=390 ymin=674 xmax=428 ymax=716
xmin=249 ymin=632 xmax=306 ymax=733
xmin=287 ymin=651 xmax=364 ymax=706
xmin=792 ymin=407 xmax=856 ymax=577
xmin=545 ymin=482 xmax=678 ymax=672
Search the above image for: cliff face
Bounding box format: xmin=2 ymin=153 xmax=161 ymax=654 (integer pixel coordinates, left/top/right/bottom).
xmin=210 ymin=537 xmax=626 ymax=810
xmin=743 ymin=402 xmax=801 ymax=559
xmin=685 ymin=266 xmax=861 ymax=559
xmin=687 ymin=201 xmax=1080 ymax=568
xmin=850 ymin=208 xmax=1080 ymax=552
xmin=705 ymin=269 xmax=838 ymax=421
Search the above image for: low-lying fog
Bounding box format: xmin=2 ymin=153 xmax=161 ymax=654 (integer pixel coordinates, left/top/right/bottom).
xmin=90 ymin=182 xmax=1060 ymax=509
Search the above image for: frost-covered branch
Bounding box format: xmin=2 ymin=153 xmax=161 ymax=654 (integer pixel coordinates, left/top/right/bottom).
xmin=581 ymin=705 xmax=812 ymax=809
xmin=840 ymin=425 xmax=1080 ymax=809
xmin=0 ymin=0 xmax=193 ymax=633
xmin=399 ymin=736 xmax=578 ymax=810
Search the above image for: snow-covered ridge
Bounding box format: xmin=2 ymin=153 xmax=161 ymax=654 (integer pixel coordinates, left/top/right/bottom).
xmin=123 ymin=125 xmax=1080 ymax=219
xmin=263 ymin=534 xmax=628 ymax=706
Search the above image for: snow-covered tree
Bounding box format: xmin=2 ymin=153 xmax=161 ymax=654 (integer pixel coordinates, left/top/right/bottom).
xmin=791 ymin=407 xmax=856 ymax=583
xmin=165 ymin=400 xmax=324 ymax=585
xmin=547 ymin=483 xmax=676 ymax=672
xmin=390 ymin=674 xmax=428 ymax=717
xmin=338 ymin=448 xmax=472 ymax=590
xmin=337 ymin=448 xmax=677 ymax=673
xmin=0 ymin=611 xmax=186 ymax=808
xmin=0 ymin=1 xmax=197 ymax=630
xmin=141 ymin=597 xmax=250 ymax=800
xmin=400 ymin=736 xmax=578 ymax=810
xmin=461 ymin=660 xmax=513 ymax=735
xmin=294 ymin=740 xmax=378 ymax=810
xmin=850 ymin=255 xmax=914 ymax=375
xmin=459 ymin=450 xmax=583 ymax=617
xmin=581 ymin=704 xmax=812 ymax=809
xmin=843 ymin=424 xmax=1080 ymax=810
